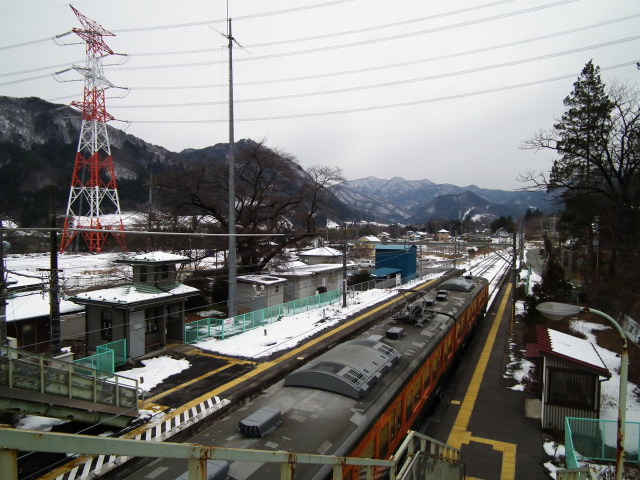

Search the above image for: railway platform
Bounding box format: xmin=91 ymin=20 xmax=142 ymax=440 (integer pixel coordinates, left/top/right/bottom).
xmin=423 ymin=281 xmax=549 ymax=480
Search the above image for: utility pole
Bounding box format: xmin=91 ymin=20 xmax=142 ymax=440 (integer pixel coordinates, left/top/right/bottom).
xmin=226 ymin=18 xmax=237 ymax=318
xmin=44 ymin=186 xmax=62 ymax=354
xmin=0 ymin=219 xmax=7 ymax=347
xmin=342 ymin=225 xmax=347 ymax=308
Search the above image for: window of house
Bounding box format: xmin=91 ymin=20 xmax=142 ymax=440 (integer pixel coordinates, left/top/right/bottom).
xmin=101 ymin=310 xmax=113 ymax=340
xmin=161 ymin=264 xmax=169 ymax=279
xmin=139 ymin=266 xmax=148 ymax=283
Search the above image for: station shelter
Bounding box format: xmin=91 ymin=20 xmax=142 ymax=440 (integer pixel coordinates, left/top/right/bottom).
xmin=526 ymin=324 xmax=610 ymax=432
xmin=70 ymin=252 xmax=199 ymax=359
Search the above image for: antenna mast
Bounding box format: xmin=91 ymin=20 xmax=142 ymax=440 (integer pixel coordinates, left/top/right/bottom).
xmin=59 ymin=6 xmax=126 ymax=253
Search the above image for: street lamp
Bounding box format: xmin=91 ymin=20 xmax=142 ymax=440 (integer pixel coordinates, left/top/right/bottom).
xmin=536 ymin=302 xmax=628 ymax=480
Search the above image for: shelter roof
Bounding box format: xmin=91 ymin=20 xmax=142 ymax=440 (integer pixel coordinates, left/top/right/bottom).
xmin=6 ymin=290 xmax=84 ymax=322
xmin=372 ymin=267 xmax=403 ymax=278
xmin=529 ymin=324 xmax=610 ymax=378
xmin=115 ymin=251 xmax=190 ymax=265
xmin=71 ymin=282 xmax=199 ymax=307
xmin=237 ymin=274 xmax=286 ymax=285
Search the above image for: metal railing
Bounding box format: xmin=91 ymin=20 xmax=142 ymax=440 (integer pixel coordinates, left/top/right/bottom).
xmin=0 ymin=345 xmax=138 ymax=411
xmin=185 ymin=288 xmax=341 ymax=343
xmin=565 ymin=416 xmax=640 ymax=468
xmin=0 ymin=428 xmax=459 ymax=480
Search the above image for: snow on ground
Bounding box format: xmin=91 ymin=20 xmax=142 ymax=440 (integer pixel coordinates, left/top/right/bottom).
xmin=118 ymin=356 xmax=191 ymax=392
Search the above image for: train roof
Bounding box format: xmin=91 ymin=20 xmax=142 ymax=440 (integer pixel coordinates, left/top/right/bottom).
xmin=284 ymin=337 xmax=400 ymax=399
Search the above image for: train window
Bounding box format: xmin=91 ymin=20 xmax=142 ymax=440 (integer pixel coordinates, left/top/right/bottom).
xmin=405 ymin=392 xmax=412 ymax=420
xmin=361 ymin=438 xmax=375 ymax=459
xmin=390 ymin=406 xmax=396 ymax=440
xmin=379 ymin=423 xmax=389 ymax=458
xmin=423 ymin=365 xmax=431 ymax=390
xmin=413 ymin=382 xmax=420 ymax=408
xmin=395 ymin=401 xmax=402 ymax=434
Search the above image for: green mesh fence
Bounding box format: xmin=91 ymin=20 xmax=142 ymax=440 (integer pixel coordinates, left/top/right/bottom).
xmin=565 ymin=417 xmax=640 ymax=469
xmin=185 ymin=288 xmax=342 ymax=343
xmin=97 ymin=339 xmax=127 ymax=367
xmin=73 ymin=348 xmax=114 ymax=375
xmin=185 ymin=318 xmax=213 ymax=344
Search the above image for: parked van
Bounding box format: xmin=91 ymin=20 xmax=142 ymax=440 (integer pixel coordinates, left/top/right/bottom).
xmin=357 ymin=259 xmax=375 ymax=269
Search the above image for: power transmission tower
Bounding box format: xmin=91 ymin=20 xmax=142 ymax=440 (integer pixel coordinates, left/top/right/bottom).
xmin=59 ymin=6 xmax=126 ymax=253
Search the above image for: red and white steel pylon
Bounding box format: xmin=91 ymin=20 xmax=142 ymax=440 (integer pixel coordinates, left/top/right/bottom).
xmin=59 ymin=6 xmax=126 ymax=253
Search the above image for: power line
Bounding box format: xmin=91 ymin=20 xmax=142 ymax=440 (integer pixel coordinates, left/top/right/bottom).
xmin=105 ymin=35 xmax=640 ymax=110
xmin=3 ymin=9 xmax=634 ymax=89
xmin=122 ymin=14 xmax=640 ymax=91
xmin=120 ymin=61 xmax=638 ymax=124
xmin=109 ymin=0 xmax=357 ymax=34
xmin=123 ymin=0 xmax=524 ymax=56
xmin=113 ymin=0 xmax=585 ymax=71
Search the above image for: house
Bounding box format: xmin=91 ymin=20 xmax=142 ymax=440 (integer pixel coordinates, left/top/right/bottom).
xmin=70 ymin=252 xmax=200 ymax=359
xmin=270 ymin=263 xmax=343 ymax=301
xmin=298 ymin=246 xmax=343 ymax=265
xmin=372 ymin=244 xmax=417 ymax=287
xmin=526 ymin=325 xmax=610 ymax=432
xmin=5 ymin=289 xmax=84 ymax=354
xmin=435 ymin=229 xmax=450 ymax=242
xmin=352 ymin=236 xmax=381 ymax=258
xmin=236 ymin=274 xmax=287 ymax=314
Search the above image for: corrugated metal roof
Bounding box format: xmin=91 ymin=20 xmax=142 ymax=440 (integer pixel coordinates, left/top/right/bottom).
xmin=533 ymin=324 xmax=610 ymax=378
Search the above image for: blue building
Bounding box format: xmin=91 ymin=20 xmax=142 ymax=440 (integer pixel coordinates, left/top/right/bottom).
xmin=373 ymin=244 xmax=417 ymax=282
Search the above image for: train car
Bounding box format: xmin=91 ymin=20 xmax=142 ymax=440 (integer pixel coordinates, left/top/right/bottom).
xmin=185 ymin=274 xmax=489 ymax=480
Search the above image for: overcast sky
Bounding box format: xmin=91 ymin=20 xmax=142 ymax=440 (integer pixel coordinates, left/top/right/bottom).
xmin=1 ymin=0 xmax=638 ymax=190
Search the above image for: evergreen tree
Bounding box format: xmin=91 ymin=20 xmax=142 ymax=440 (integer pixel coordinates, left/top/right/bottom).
xmin=551 ymin=60 xmax=614 ymax=269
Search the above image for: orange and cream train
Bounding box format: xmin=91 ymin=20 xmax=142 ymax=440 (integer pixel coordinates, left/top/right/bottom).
xmin=173 ymin=274 xmax=489 ymax=480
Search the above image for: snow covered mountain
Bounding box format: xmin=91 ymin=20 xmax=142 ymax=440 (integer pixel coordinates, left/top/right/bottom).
xmin=335 ymin=176 xmax=553 ymax=224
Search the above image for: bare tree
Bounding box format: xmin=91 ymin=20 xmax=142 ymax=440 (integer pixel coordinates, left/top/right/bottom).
xmin=158 ymin=139 xmax=329 ymax=272
xmin=302 ymin=165 xmax=345 ymax=232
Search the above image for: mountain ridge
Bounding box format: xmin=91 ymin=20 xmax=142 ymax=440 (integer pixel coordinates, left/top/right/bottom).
xmin=0 ymin=95 xmax=551 ymax=227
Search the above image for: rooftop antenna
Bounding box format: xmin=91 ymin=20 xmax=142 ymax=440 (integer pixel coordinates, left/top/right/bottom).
xmin=59 ymin=5 xmax=126 ymax=253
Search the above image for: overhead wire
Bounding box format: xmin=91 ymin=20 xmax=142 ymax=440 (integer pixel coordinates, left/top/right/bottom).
xmin=112 ymin=0 xmax=587 ymax=70
xmin=106 ymin=35 xmax=640 ymax=110
xmin=118 ymin=61 xmax=639 ymax=124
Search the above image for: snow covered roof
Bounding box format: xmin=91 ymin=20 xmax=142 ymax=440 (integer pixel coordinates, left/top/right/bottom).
xmin=237 ymin=274 xmax=286 ymax=285
xmin=6 ymin=271 xmax=43 ymax=291
xmin=531 ymin=325 xmax=610 ymax=378
xmin=71 ymin=282 xmax=199 ymax=307
xmin=115 ymin=251 xmax=190 ymax=264
xmin=270 ymin=263 xmax=342 ymax=277
xmin=299 ymin=246 xmax=342 ymax=257
xmin=6 ymin=291 xmax=84 ymax=322
xmin=358 ymin=236 xmax=381 ymax=242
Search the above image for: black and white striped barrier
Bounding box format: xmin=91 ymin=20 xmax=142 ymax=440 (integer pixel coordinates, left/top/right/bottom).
xmin=51 ymin=396 xmax=230 ymax=480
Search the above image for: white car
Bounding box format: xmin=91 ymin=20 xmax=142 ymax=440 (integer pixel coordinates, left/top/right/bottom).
xmin=345 ymin=261 xmax=358 ymax=270
xmin=357 ymin=259 xmax=375 ymax=269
